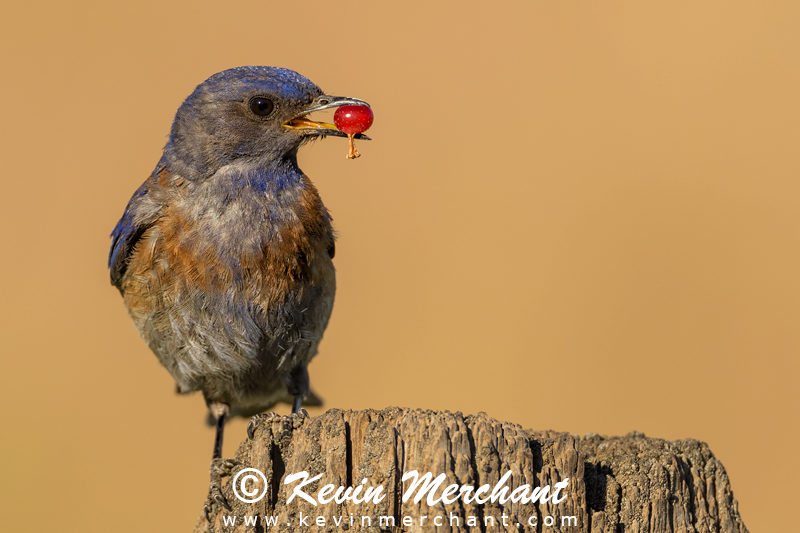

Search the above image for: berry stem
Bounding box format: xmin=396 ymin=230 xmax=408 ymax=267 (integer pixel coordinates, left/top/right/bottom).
xmin=346 ymin=133 xmax=360 ymax=159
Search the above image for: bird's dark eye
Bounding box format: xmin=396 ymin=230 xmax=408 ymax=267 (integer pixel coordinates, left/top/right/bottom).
xmin=249 ymin=97 xmax=275 ymax=117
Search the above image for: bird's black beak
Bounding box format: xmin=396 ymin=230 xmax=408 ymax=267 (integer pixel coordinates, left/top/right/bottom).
xmin=283 ymin=95 xmax=372 ymax=140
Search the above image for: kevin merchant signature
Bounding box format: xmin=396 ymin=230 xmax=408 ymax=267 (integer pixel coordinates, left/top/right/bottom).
xmin=224 ymin=468 xmax=577 ymax=529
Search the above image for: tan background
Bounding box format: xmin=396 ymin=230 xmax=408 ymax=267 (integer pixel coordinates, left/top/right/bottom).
xmin=1 ymin=1 xmax=797 ymax=531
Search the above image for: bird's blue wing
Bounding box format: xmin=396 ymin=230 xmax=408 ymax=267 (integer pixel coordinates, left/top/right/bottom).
xmin=108 ymin=178 xmax=157 ymax=290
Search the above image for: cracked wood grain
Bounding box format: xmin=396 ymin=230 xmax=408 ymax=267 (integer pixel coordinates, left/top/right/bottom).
xmin=193 ymin=407 xmax=748 ymax=533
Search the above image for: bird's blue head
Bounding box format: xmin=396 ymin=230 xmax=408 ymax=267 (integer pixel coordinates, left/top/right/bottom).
xmin=162 ymin=66 xmax=370 ymax=180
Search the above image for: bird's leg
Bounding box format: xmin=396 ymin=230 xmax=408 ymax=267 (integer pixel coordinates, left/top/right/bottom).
xmin=212 ymin=405 xmax=226 ymax=460
xmin=203 ymin=402 xmax=238 ymax=524
xmin=292 ymin=395 xmax=303 ymax=414
xmin=286 ymin=365 xmax=311 ymax=415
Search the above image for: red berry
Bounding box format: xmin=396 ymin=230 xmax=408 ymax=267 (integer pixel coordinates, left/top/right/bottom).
xmin=334 ymin=105 xmax=374 ymax=135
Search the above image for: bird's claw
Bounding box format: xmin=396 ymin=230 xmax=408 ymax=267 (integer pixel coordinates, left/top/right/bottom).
xmin=288 ymin=407 xmax=310 ymax=431
xmin=210 ymin=457 xmax=239 ymax=475
xmin=204 ymin=485 xmax=230 ymax=525
xmin=204 ymin=457 xmax=239 ymax=524
xmin=203 ymin=494 xmax=222 ymax=533
xmin=214 ymin=493 xmax=232 ymax=511
xmin=246 ymin=409 xmax=311 ymax=441
xmin=247 ymin=411 xmax=281 ymax=440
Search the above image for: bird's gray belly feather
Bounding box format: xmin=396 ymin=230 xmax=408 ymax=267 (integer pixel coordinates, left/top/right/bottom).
xmin=121 ymin=178 xmax=335 ymax=412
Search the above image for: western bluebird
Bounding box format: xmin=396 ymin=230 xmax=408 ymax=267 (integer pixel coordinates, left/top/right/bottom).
xmin=108 ymin=66 xmax=370 ymax=519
